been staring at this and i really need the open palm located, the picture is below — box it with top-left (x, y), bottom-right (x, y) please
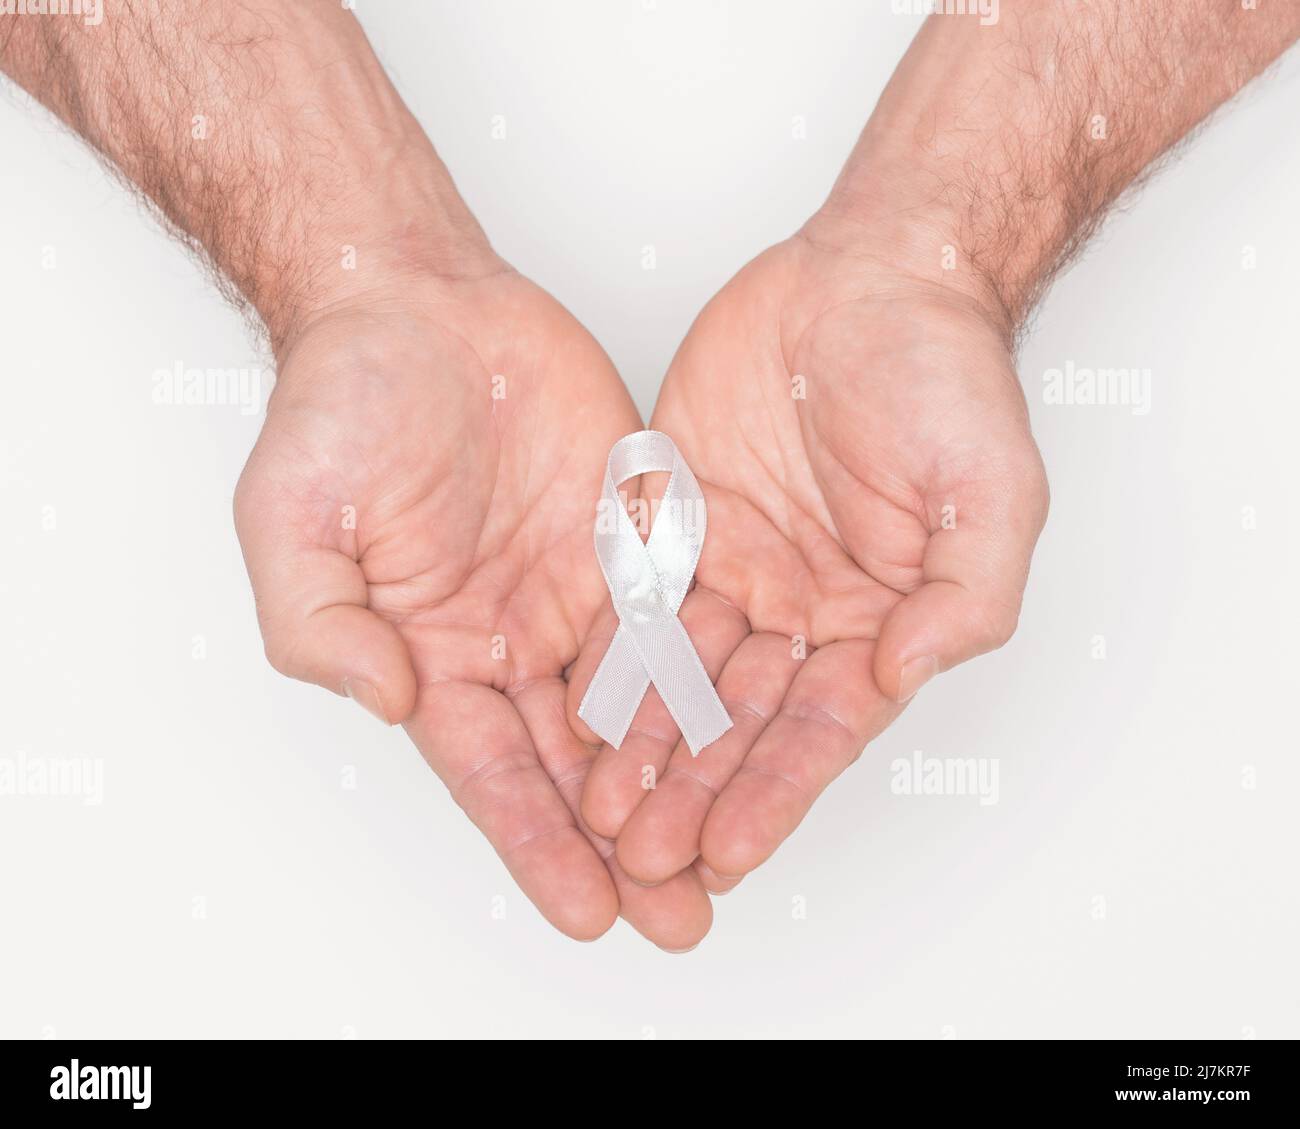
top-left (235, 270), bottom-right (714, 949)
top-left (575, 234), bottom-right (1049, 889)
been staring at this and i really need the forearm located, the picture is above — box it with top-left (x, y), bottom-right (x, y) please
top-left (0, 0), bottom-right (496, 350)
top-left (810, 1), bottom-right (1300, 338)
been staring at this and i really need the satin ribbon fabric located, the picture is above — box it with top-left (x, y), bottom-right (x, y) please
top-left (578, 431), bottom-right (733, 756)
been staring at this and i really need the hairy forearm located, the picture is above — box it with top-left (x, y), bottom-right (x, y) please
top-left (812, 0), bottom-right (1300, 337)
top-left (0, 0), bottom-right (495, 349)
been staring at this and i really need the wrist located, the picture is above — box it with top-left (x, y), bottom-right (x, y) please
top-left (810, 12), bottom-right (1068, 340)
top-left (801, 168), bottom-right (1021, 346)
top-left (257, 134), bottom-right (505, 358)
top-left (161, 4), bottom-right (506, 354)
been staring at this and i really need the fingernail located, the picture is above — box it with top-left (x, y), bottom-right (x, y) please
top-left (342, 677), bottom-right (390, 725)
top-left (897, 655), bottom-right (939, 702)
top-left (661, 942), bottom-right (700, 955)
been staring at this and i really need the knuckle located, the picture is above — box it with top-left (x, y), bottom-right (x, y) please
top-left (260, 624), bottom-right (299, 679)
top-left (1018, 454), bottom-right (1051, 530)
top-left (1029, 467), bottom-right (1051, 528)
top-left (231, 465), bottom-right (259, 536)
top-left (976, 598), bottom-right (1021, 651)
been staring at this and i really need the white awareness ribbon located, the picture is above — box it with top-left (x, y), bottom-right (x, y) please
top-left (578, 431), bottom-right (733, 756)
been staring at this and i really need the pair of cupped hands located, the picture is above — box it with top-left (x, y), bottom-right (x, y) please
top-left (233, 206), bottom-right (1049, 952)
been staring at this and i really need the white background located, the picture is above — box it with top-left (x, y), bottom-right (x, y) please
top-left (2, 1), bottom-right (1297, 1038)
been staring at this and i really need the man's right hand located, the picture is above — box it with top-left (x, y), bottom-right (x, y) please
top-left (234, 266), bottom-right (718, 951)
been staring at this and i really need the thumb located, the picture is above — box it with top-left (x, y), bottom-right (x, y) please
top-left (233, 476), bottom-right (418, 727)
top-left (874, 460), bottom-right (1049, 702)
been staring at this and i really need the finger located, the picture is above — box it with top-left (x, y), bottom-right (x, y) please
top-left (234, 475), bottom-right (417, 726)
top-left (513, 676), bottom-right (713, 952)
top-left (615, 630), bottom-right (799, 885)
top-left (693, 857), bottom-right (742, 896)
top-left (405, 681), bottom-right (618, 942)
top-left (700, 639), bottom-right (901, 880)
top-left (577, 588), bottom-right (749, 840)
top-left (604, 848), bottom-right (714, 953)
top-left (873, 456), bottom-right (1049, 702)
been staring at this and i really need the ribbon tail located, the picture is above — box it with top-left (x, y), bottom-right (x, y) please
top-left (619, 604), bottom-right (733, 756)
top-left (577, 626), bottom-right (650, 749)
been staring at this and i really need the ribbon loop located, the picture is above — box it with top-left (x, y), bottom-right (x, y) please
top-left (578, 431), bottom-right (733, 756)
